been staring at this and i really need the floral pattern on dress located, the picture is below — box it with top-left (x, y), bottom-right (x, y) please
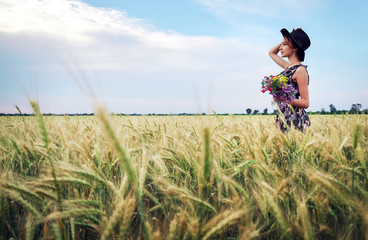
top-left (275, 64), bottom-right (311, 132)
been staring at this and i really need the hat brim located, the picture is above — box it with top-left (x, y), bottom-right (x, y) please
top-left (280, 28), bottom-right (302, 50)
top-left (280, 28), bottom-right (291, 38)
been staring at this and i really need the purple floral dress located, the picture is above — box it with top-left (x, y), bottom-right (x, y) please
top-left (275, 64), bottom-right (311, 132)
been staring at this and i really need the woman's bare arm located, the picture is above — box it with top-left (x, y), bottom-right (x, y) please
top-left (268, 41), bottom-right (288, 69)
top-left (291, 67), bottom-right (309, 108)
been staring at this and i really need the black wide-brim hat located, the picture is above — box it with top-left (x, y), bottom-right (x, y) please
top-left (281, 28), bottom-right (311, 52)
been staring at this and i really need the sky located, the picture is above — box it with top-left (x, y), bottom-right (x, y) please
top-left (1, 0), bottom-right (368, 114)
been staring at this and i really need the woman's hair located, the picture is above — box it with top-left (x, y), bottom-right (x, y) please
top-left (296, 49), bottom-right (305, 62)
top-left (286, 36), bottom-right (305, 62)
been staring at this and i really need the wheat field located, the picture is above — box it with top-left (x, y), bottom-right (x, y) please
top-left (0, 104), bottom-right (367, 239)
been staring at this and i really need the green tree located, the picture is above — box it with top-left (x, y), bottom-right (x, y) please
top-left (350, 103), bottom-right (362, 114)
top-left (329, 104), bottom-right (337, 114)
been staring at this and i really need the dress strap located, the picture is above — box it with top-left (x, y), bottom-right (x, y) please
top-left (288, 64), bottom-right (307, 71)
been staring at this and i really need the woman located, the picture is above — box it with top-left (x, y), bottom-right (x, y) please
top-left (268, 28), bottom-right (311, 132)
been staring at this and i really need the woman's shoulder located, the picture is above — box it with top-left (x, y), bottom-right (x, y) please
top-left (295, 65), bottom-right (308, 75)
top-left (292, 64), bottom-right (309, 82)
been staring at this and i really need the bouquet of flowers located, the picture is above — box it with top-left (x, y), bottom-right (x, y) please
top-left (261, 75), bottom-right (298, 107)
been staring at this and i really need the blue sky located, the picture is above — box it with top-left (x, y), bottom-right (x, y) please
top-left (1, 0), bottom-right (367, 114)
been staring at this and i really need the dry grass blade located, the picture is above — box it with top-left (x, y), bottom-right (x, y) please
top-left (298, 200), bottom-right (314, 240)
top-left (264, 192), bottom-right (291, 239)
top-left (70, 217), bottom-right (76, 240)
top-left (1, 182), bottom-right (44, 205)
top-left (0, 188), bottom-right (42, 219)
top-left (41, 177), bottom-right (93, 188)
top-left (52, 222), bottom-right (62, 240)
top-left (117, 198), bottom-right (136, 239)
top-left (202, 209), bottom-right (246, 240)
top-left (308, 171), bottom-right (349, 206)
top-left (25, 214), bottom-right (35, 240)
top-left (200, 127), bottom-right (212, 200)
top-left (162, 184), bottom-right (217, 213)
top-left (96, 106), bottom-right (137, 185)
top-left (30, 101), bottom-right (62, 211)
top-left (167, 215), bottom-right (178, 240)
top-left (43, 208), bottom-right (101, 223)
top-left (101, 197), bottom-right (132, 240)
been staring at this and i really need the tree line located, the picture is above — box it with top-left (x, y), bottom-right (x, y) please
top-left (247, 103), bottom-right (367, 115)
top-left (0, 103), bottom-right (366, 116)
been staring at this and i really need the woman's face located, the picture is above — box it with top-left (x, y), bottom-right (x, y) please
top-left (279, 37), bottom-right (296, 58)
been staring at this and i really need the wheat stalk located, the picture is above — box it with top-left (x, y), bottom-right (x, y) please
top-left (30, 101), bottom-right (63, 212)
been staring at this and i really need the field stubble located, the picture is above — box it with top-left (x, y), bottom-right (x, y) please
top-left (0, 106), bottom-right (368, 239)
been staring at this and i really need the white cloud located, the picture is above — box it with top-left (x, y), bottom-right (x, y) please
top-left (0, 0), bottom-right (190, 47)
top-left (0, 0), bottom-right (279, 113)
top-left (0, 0), bottom-right (270, 72)
top-left (0, 0), bottom-right (223, 49)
